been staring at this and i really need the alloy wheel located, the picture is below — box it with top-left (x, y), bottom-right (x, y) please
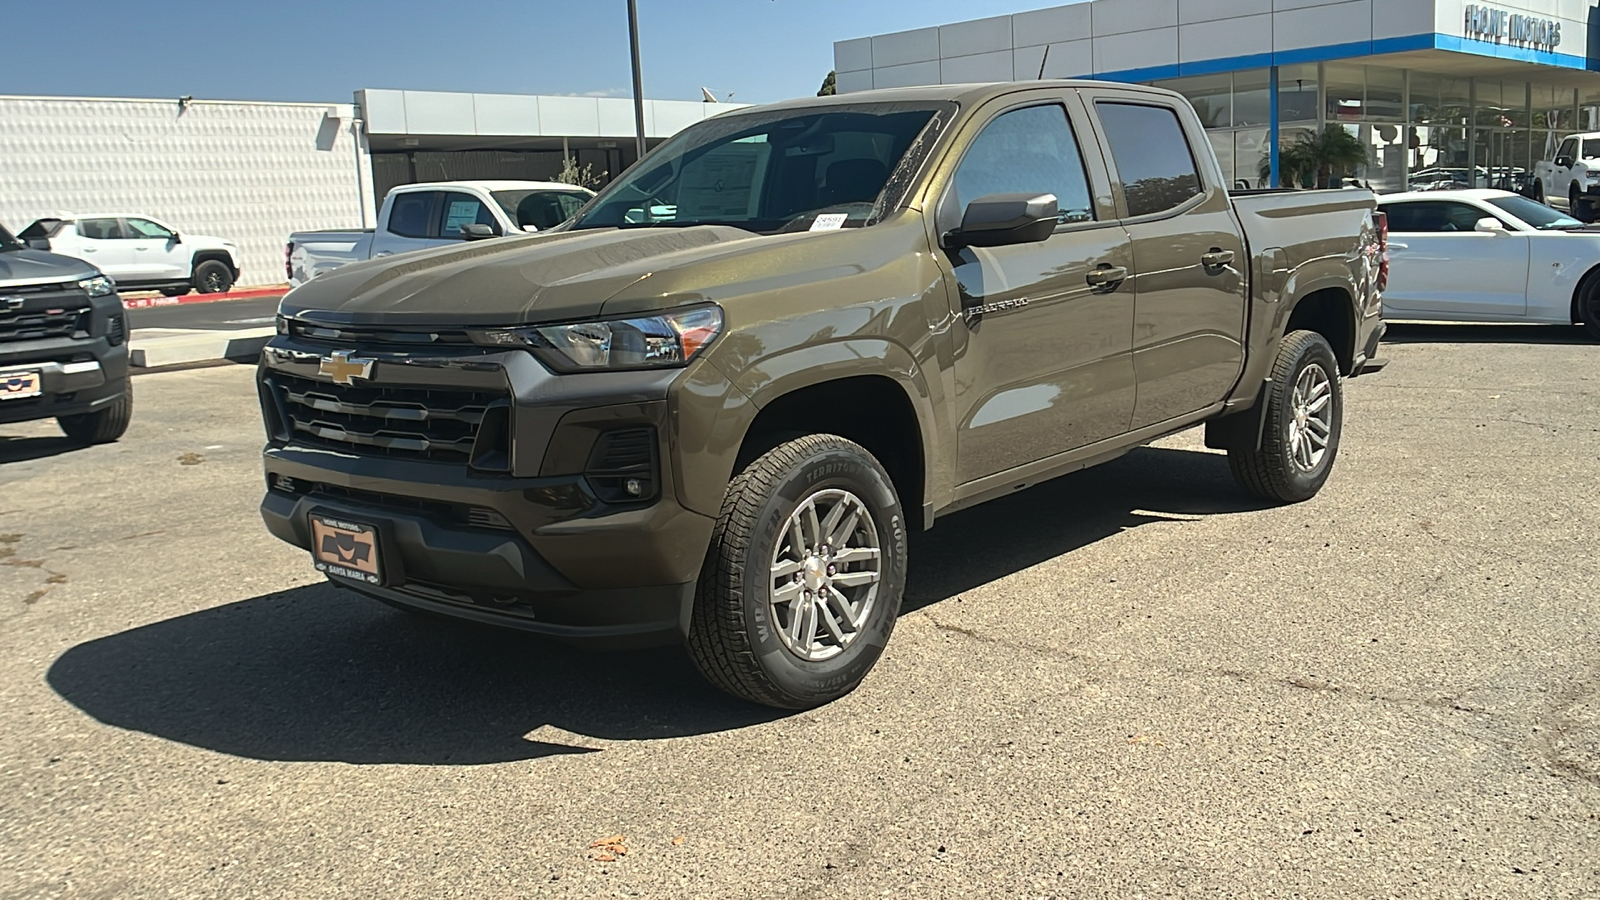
top-left (1287, 363), bottom-right (1333, 472)
top-left (768, 488), bottom-right (882, 662)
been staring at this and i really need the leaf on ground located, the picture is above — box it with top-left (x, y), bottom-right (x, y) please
top-left (177, 452), bottom-right (205, 466)
top-left (671, 836), bottom-right (685, 846)
top-left (588, 835), bottom-right (629, 862)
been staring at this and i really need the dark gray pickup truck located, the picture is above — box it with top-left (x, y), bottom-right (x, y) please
top-left (258, 81), bottom-right (1387, 709)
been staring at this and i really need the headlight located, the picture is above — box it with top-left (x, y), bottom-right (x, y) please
top-left (78, 275), bottom-right (115, 298)
top-left (480, 306), bottom-right (723, 372)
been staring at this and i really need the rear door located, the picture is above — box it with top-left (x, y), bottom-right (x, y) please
top-left (69, 218), bottom-right (136, 277)
top-left (1081, 91), bottom-right (1247, 429)
top-left (1381, 200), bottom-right (1529, 317)
top-left (371, 190), bottom-right (443, 257)
top-left (935, 90), bottom-right (1136, 485)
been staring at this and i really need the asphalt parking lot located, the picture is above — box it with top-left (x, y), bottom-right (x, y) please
top-left (1, 324), bottom-right (1597, 899)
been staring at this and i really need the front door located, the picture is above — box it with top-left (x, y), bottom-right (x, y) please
top-left (1086, 95), bottom-right (1248, 429)
top-left (940, 97), bottom-right (1136, 485)
top-left (1381, 200), bottom-right (1529, 317)
top-left (122, 217), bottom-right (189, 280)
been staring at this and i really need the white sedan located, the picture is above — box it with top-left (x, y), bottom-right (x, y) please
top-left (1376, 189), bottom-right (1600, 340)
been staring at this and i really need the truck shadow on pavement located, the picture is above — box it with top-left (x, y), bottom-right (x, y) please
top-left (1382, 323), bottom-right (1594, 345)
top-left (0, 434), bottom-right (90, 465)
top-left (47, 446), bottom-right (1261, 766)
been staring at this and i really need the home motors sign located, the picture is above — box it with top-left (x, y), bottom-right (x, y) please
top-left (1464, 4), bottom-right (1562, 50)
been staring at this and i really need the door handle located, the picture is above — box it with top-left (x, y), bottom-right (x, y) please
top-left (1201, 248), bottom-right (1235, 268)
top-left (1085, 264), bottom-right (1128, 290)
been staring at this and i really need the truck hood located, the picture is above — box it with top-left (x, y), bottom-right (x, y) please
top-left (279, 225), bottom-right (773, 326)
top-left (0, 248), bottom-right (99, 289)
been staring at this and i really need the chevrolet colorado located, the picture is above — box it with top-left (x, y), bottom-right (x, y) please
top-left (258, 81), bottom-right (1387, 709)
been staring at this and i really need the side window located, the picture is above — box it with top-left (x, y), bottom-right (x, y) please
top-left (77, 218), bottom-right (122, 240)
top-left (387, 192), bottom-right (436, 239)
top-left (1095, 102), bottom-right (1204, 218)
top-left (1584, 138), bottom-right (1600, 160)
top-left (1384, 202), bottom-right (1498, 233)
top-left (124, 218), bottom-right (175, 239)
top-left (555, 193), bottom-right (588, 219)
top-left (513, 191), bottom-right (575, 231)
top-left (953, 104), bottom-right (1094, 224)
top-left (438, 192), bottom-right (498, 239)
top-left (1558, 138), bottom-right (1578, 161)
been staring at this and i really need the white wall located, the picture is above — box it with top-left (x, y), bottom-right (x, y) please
top-left (356, 89), bottom-right (745, 138)
top-left (0, 96), bottom-right (371, 289)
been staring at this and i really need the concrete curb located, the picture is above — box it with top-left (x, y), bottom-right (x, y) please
top-left (129, 327), bottom-right (275, 368)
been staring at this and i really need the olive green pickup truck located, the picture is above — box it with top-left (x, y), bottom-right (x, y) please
top-left (259, 81), bottom-right (1387, 709)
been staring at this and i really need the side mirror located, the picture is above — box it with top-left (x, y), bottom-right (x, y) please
top-left (1556, 156), bottom-right (1573, 168)
top-left (1474, 217), bottom-right (1507, 233)
top-left (947, 193), bottom-right (1059, 248)
top-left (460, 223), bottom-right (498, 241)
top-left (169, 232), bottom-right (181, 243)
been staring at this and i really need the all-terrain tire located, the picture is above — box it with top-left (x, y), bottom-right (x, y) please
top-left (1228, 330), bottom-right (1342, 503)
top-left (686, 434), bottom-right (908, 710)
top-left (194, 259), bottom-right (234, 294)
top-left (58, 380), bottom-right (133, 444)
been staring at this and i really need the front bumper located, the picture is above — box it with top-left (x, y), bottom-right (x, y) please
top-left (0, 324), bottom-right (130, 426)
top-left (256, 334), bottom-right (743, 646)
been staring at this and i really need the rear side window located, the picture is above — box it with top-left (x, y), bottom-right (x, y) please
top-left (439, 192), bottom-right (498, 239)
top-left (953, 104), bottom-right (1094, 224)
top-left (1095, 102), bottom-right (1204, 218)
top-left (1584, 138), bottom-right (1600, 160)
top-left (387, 192), bottom-right (436, 239)
top-left (77, 218), bottom-right (123, 240)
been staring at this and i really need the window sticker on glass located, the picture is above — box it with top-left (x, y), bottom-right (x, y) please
top-left (676, 143), bottom-right (771, 221)
top-left (443, 201), bottom-right (481, 236)
top-left (809, 213), bottom-right (849, 232)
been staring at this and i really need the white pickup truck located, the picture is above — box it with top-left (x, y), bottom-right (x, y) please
top-left (1532, 133), bottom-right (1600, 221)
top-left (286, 180), bottom-right (594, 286)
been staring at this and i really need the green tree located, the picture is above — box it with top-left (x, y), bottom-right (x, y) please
top-left (818, 70), bottom-right (836, 97)
top-left (1258, 125), bottom-right (1370, 189)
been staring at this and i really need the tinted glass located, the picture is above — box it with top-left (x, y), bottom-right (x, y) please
top-left (1096, 102), bottom-right (1204, 217)
top-left (1558, 138), bottom-right (1578, 160)
top-left (387, 192), bottom-right (435, 238)
top-left (77, 218), bottom-right (122, 240)
top-left (0, 223), bottom-right (20, 250)
top-left (1486, 195), bottom-right (1581, 230)
top-left (1584, 139), bottom-right (1600, 159)
top-left (573, 103), bottom-right (947, 233)
top-left (1382, 201), bottom-right (1501, 232)
top-left (954, 104), bottom-right (1094, 224)
top-left (495, 189), bottom-right (588, 230)
top-left (17, 220), bottom-right (60, 240)
top-left (438, 192), bottom-right (497, 238)
top-left (125, 218), bottom-right (175, 239)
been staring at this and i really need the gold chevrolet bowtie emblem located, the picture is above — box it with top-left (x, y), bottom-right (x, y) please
top-left (318, 350), bottom-right (374, 385)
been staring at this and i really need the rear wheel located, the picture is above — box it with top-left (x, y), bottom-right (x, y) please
top-left (1532, 180), bottom-right (1545, 204)
top-left (194, 259), bottom-right (233, 294)
top-left (58, 380), bottom-right (132, 444)
top-left (1228, 331), bottom-right (1343, 503)
top-left (1572, 186), bottom-right (1594, 223)
top-left (687, 434), bottom-right (908, 709)
top-left (160, 286), bottom-right (189, 297)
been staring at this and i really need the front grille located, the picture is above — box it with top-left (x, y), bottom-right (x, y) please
top-left (270, 477), bottom-right (516, 531)
top-left (267, 371), bottom-right (505, 463)
top-left (0, 298), bottom-right (91, 343)
top-left (286, 319), bottom-right (478, 347)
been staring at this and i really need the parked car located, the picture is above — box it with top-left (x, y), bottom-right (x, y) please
top-left (258, 81), bottom-right (1386, 709)
top-left (286, 181), bottom-right (595, 286)
top-left (1378, 188), bottom-right (1600, 340)
top-left (19, 214), bottom-right (240, 296)
top-left (1531, 133), bottom-right (1600, 220)
top-left (0, 220), bottom-right (132, 442)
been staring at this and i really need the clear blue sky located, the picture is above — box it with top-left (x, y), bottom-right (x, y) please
top-left (6, 0), bottom-right (1060, 106)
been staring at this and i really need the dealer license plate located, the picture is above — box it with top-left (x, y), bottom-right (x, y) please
top-left (310, 514), bottom-right (384, 585)
top-left (0, 370), bottom-right (42, 400)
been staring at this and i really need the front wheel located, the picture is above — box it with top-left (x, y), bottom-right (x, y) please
top-left (1228, 331), bottom-right (1343, 503)
top-left (58, 380), bottom-right (133, 444)
top-left (1577, 279), bottom-right (1600, 342)
top-left (194, 260), bottom-right (234, 294)
top-left (687, 434), bottom-right (908, 709)
top-left (1532, 181), bottom-right (1545, 204)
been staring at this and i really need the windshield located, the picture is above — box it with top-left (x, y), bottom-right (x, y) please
top-left (0, 223), bottom-right (20, 251)
top-left (571, 102), bottom-right (952, 234)
top-left (492, 189), bottom-right (591, 231)
top-left (1486, 195), bottom-right (1583, 230)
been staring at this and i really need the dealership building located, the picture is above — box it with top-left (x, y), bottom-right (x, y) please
top-left (0, 90), bottom-right (737, 287)
top-left (834, 0), bottom-right (1600, 193)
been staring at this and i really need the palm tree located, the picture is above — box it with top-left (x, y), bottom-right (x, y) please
top-left (1258, 126), bottom-right (1371, 189)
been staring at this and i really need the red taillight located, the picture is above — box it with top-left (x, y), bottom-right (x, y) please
top-left (285, 242), bottom-right (294, 280)
top-left (1374, 211), bottom-right (1389, 294)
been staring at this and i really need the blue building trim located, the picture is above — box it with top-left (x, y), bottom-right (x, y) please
top-left (1090, 30), bottom-right (1592, 83)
